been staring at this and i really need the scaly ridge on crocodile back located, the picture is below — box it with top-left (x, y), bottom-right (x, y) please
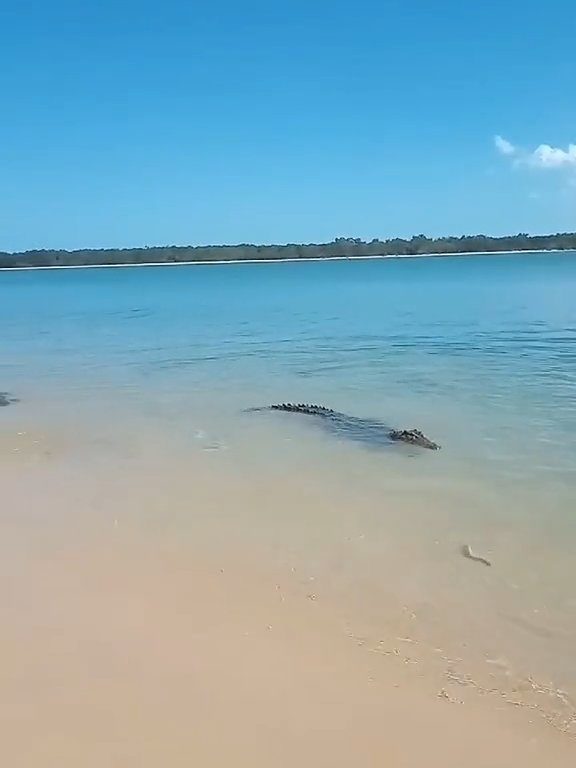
top-left (269, 403), bottom-right (336, 417)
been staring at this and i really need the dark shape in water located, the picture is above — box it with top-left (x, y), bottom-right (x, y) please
top-left (249, 403), bottom-right (440, 451)
top-left (0, 392), bottom-right (19, 407)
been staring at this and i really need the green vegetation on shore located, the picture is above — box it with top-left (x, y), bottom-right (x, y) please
top-left (2, 233), bottom-right (576, 268)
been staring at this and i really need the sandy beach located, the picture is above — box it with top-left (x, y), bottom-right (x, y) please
top-left (1, 415), bottom-right (575, 767)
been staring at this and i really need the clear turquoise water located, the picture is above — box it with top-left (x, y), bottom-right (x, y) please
top-left (2, 252), bottom-right (576, 469)
top-left (2, 252), bottom-right (576, 693)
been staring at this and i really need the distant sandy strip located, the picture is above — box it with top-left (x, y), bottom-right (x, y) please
top-left (0, 249), bottom-right (574, 271)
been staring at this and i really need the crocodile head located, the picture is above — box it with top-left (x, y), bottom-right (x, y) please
top-left (389, 428), bottom-right (440, 450)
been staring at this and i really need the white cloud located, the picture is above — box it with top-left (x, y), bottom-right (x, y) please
top-left (495, 135), bottom-right (576, 171)
top-left (527, 143), bottom-right (576, 169)
top-left (494, 135), bottom-right (516, 156)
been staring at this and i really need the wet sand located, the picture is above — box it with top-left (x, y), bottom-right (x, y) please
top-left (2, 532), bottom-right (574, 767)
top-left (1, 419), bottom-right (575, 767)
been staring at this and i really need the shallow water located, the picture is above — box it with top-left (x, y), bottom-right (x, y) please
top-left (1, 252), bottom-right (576, 716)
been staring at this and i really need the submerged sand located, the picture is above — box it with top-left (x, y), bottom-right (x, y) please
top-left (1, 418), bottom-right (575, 766)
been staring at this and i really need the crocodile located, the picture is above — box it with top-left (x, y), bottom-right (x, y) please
top-left (249, 403), bottom-right (440, 450)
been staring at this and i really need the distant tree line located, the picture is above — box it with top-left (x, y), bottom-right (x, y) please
top-left (1, 232), bottom-right (576, 268)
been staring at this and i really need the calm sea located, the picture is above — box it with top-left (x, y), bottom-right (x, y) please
top-left (2, 252), bottom-right (576, 704)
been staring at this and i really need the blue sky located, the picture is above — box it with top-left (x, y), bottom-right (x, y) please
top-left (1, 0), bottom-right (575, 251)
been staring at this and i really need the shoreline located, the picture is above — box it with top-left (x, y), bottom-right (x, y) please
top-left (1, 248), bottom-right (574, 272)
